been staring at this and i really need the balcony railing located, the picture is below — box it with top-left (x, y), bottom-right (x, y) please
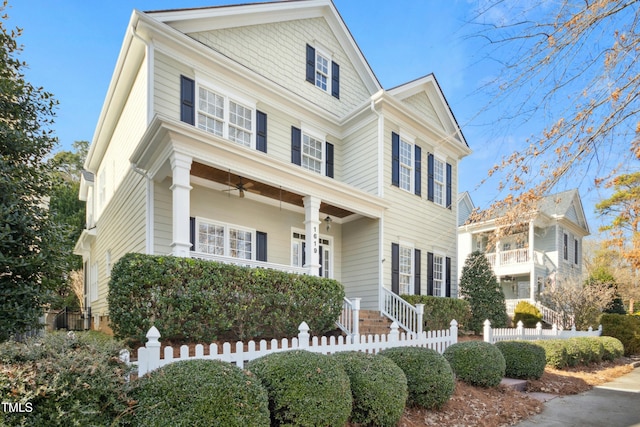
top-left (486, 248), bottom-right (531, 267)
top-left (190, 251), bottom-right (308, 275)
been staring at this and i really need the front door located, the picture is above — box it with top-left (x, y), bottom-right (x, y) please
top-left (292, 231), bottom-right (332, 278)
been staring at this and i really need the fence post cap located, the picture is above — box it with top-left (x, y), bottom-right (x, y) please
top-left (517, 320), bottom-right (524, 328)
top-left (484, 319), bottom-right (491, 327)
top-left (390, 321), bottom-right (399, 330)
top-left (146, 326), bottom-right (161, 341)
top-left (298, 321), bottom-right (310, 332)
top-left (536, 322), bottom-right (542, 329)
top-left (450, 319), bottom-right (458, 327)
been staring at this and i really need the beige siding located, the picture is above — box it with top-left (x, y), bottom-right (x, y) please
top-left (402, 92), bottom-right (441, 128)
top-left (91, 169), bottom-right (147, 316)
top-left (382, 120), bottom-right (459, 296)
top-left (342, 119), bottom-right (378, 194)
top-left (189, 17), bottom-right (371, 116)
top-left (154, 178), bottom-right (173, 255)
top-left (96, 60), bottom-right (148, 221)
top-left (254, 103), bottom-right (298, 167)
top-left (341, 217), bottom-right (380, 310)
top-left (153, 51), bottom-right (194, 121)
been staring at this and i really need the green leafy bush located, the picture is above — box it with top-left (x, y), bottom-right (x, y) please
top-left (513, 301), bottom-right (543, 327)
top-left (378, 347), bottom-right (454, 409)
top-left (580, 337), bottom-right (605, 363)
top-left (130, 359), bottom-right (269, 427)
top-left (443, 341), bottom-right (506, 387)
top-left (0, 331), bottom-right (131, 427)
top-left (601, 313), bottom-right (640, 355)
top-left (401, 295), bottom-right (471, 331)
top-left (332, 352), bottom-right (407, 427)
top-left (563, 338), bottom-right (586, 367)
top-left (533, 339), bottom-right (568, 369)
top-left (247, 350), bottom-right (352, 427)
top-left (495, 341), bottom-right (546, 379)
top-left (108, 253), bottom-right (345, 343)
top-left (600, 336), bottom-right (625, 360)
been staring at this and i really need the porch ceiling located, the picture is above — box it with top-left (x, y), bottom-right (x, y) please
top-left (190, 162), bottom-right (355, 218)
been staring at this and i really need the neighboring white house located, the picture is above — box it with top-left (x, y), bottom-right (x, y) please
top-left (458, 189), bottom-right (590, 311)
top-left (74, 0), bottom-right (471, 332)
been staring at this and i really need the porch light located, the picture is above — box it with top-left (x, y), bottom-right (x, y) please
top-left (324, 216), bottom-right (332, 231)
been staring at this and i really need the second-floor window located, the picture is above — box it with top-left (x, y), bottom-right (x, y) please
top-left (392, 132), bottom-right (421, 196)
top-left (399, 139), bottom-right (413, 192)
top-left (197, 86), bottom-right (253, 147)
top-left (302, 133), bottom-right (323, 174)
top-left (306, 44), bottom-right (340, 99)
top-left (574, 238), bottom-right (579, 265)
top-left (433, 157), bottom-right (445, 206)
top-left (563, 232), bottom-right (569, 261)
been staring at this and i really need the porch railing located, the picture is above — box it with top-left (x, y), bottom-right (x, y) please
top-left (506, 298), bottom-right (574, 329)
top-left (486, 248), bottom-right (531, 267)
top-left (381, 288), bottom-right (424, 336)
top-left (336, 297), bottom-right (360, 341)
top-left (189, 251), bottom-right (308, 275)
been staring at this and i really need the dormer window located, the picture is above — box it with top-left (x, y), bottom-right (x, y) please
top-left (306, 44), bottom-right (340, 99)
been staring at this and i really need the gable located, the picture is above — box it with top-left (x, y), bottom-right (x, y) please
top-left (401, 92), bottom-right (443, 130)
top-left (187, 17), bottom-right (371, 116)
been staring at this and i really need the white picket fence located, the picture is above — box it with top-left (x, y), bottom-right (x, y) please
top-left (122, 320), bottom-right (459, 377)
top-left (483, 319), bottom-right (602, 344)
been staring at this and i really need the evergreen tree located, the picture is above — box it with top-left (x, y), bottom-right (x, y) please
top-left (0, 5), bottom-right (63, 340)
top-left (585, 267), bottom-right (626, 315)
top-left (459, 251), bottom-right (509, 334)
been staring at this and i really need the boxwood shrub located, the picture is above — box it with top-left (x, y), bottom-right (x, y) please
top-left (247, 350), bottom-right (352, 427)
top-left (108, 253), bottom-right (345, 343)
top-left (513, 301), bottom-right (543, 327)
top-left (0, 331), bottom-right (131, 427)
top-left (332, 352), bottom-right (407, 427)
top-left (378, 347), bottom-right (454, 409)
top-left (600, 336), bottom-right (625, 360)
top-left (401, 295), bottom-right (471, 331)
top-left (495, 341), bottom-right (546, 379)
top-left (601, 313), bottom-right (640, 355)
top-left (443, 341), bottom-right (506, 387)
top-left (533, 339), bottom-right (569, 369)
top-left (130, 359), bottom-right (269, 427)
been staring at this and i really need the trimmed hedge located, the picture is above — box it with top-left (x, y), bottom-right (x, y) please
top-left (600, 336), bottom-right (625, 361)
top-left (533, 339), bottom-right (569, 369)
top-left (332, 352), bottom-right (407, 427)
top-left (108, 253), bottom-right (345, 342)
top-left (378, 347), bottom-right (454, 409)
top-left (130, 359), bottom-right (269, 427)
top-left (247, 350), bottom-right (352, 427)
top-left (513, 301), bottom-right (543, 327)
top-left (0, 331), bottom-right (131, 427)
top-left (601, 313), bottom-right (640, 355)
top-left (495, 341), bottom-right (546, 379)
top-left (443, 341), bottom-right (506, 387)
top-left (401, 295), bottom-right (471, 331)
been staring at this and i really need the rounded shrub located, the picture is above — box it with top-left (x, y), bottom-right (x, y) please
top-left (533, 339), bottom-right (568, 369)
top-left (443, 341), bottom-right (506, 387)
top-left (600, 336), bottom-right (624, 361)
top-left (495, 341), bottom-right (546, 379)
top-left (247, 350), bottom-right (352, 427)
top-left (513, 301), bottom-right (543, 327)
top-left (582, 337), bottom-right (605, 363)
top-left (378, 346), bottom-right (454, 409)
top-left (131, 359), bottom-right (269, 427)
top-left (332, 352), bottom-right (407, 427)
top-left (564, 338), bottom-right (588, 367)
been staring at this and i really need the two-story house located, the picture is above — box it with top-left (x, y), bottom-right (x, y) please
top-left (74, 0), bottom-right (471, 332)
top-left (458, 189), bottom-right (590, 315)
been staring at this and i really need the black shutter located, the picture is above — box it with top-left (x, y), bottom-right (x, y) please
top-left (414, 249), bottom-right (421, 295)
top-left (391, 243), bottom-right (399, 294)
top-left (319, 245), bottom-right (323, 277)
top-left (427, 153), bottom-right (434, 202)
top-left (445, 257), bottom-right (451, 297)
top-left (257, 231), bottom-right (267, 262)
top-left (427, 252), bottom-right (434, 296)
top-left (325, 142), bottom-right (334, 178)
top-left (189, 217), bottom-right (196, 251)
top-left (256, 110), bottom-right (267, 153)
top-left (302, 241), bottom-right (306, 266)
top-left (291, 126), bottom-right (301, 165)
top-left (180, 75), bottom-right (195, 125)
top-left (415, 145), bottom-right (422, 196)
top-left (391, 132), bottom-right (400, 187)
top-left (446, 162), bottom-right (452, 209)
top-left (306, 44), bottom-right (315, 84)
top-left (331, 61), bottom-right (340, 99)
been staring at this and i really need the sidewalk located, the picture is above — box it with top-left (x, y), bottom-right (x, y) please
top-left (516, 365), bottom-right (640, 427)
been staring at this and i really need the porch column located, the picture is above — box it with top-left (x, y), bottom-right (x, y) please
top-left (170, 152), bottom-right (192, 257)
top-left (303, 195), bottom-right (321, 276)
top-left (529, 220), bottom-right (535, 301)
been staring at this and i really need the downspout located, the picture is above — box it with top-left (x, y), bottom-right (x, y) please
top-left (370, 93), bottom-right (385, 313)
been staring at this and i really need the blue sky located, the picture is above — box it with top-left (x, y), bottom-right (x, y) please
top-left (6, 0), bottom-right (615, 235)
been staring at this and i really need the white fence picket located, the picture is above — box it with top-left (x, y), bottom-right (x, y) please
top-left (483, 320), bottom-right (602, 344)
top-left (124, 319), bottom-right (460, 377)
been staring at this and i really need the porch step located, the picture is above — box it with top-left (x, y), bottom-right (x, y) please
top-left (358, 310), bottom-right (394, 336)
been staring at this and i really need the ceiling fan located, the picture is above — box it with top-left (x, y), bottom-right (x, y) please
top-left (223, 177), bottom-right (258, 198)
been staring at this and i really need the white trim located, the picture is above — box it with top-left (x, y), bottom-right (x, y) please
top-left (432, 155), bottom-right (446, 207)
top-left (146, 178), bottom-right (154, 255)
top-left (431, 252), bottom-right (445, 297)
top-left (311, 44), bottom-right (333, 94)
top-left (290, 227), bottom-right (333, 278)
